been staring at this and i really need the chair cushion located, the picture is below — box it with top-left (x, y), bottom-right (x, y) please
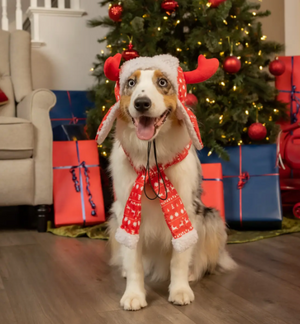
top-left (0, 116), bottom-right (34, 159)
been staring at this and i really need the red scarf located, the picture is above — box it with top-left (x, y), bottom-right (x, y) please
top-left (115, 141), bottom-right (198, 252)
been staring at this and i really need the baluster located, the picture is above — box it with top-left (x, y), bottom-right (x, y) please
top-left (1, 0), bottom-right (9, 30)
top-left (58, 0), bottom-right (65, 9)
top-left (70, 0), bottom-right (80, 10)
top-left (30, 0), bottom-right (37, 7)
top-left (44, 0), bottom-right (51, 8)
top-left (16, 0), bottom-right (23, 30)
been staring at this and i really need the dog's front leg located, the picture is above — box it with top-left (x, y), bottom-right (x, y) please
top-left (169, 247), bottom-right (194, 305)
top-left (120, 243), bottom-right (147, 311)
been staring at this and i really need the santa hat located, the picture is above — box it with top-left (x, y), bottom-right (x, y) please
top-left (96, 53), bottom-right (219, 149)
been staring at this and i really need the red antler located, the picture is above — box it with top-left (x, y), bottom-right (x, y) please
top-left (184, 55), bottom-right (219, 84)
top-left (104, 53), bottom-right (122, 81)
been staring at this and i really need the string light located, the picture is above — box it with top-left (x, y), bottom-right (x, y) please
top-left (102, 106), bottom-right (106, 111)
top-left (158, 27), bottom-right (161, 31)
top-left (176, 48), bottom-right (182, 52)
top-left (233, 85), bottom-right (237, 91)
top-left (90, 67), bottom-right (94, 72)
top-left (206, 2), bottom-right (211, 7)
top-left (245, 110), bottom-right (249, 115)
top-left (142, 13), bottom-right (149, 18)
top-left (106, 44), bottom-right (112, 48)
top-left (198, 41), bottom-right (202, 45)
top-left (263, 123), bottom-right (266, 126)
top-left (245, 30), bottom-right (249, 35)
top-left (269, 116), bottom-right (273, 121)
top-left (241, 28), bottom-right (244, 31)
top-left (245, 42), bottom-right (249, 47)
top-left (102, 151), bottom-right (107, 156)
top-left (106, 80), bottom-right (109, 83)
top-left (261, 35), bottom-right (267, 40)
top-left (100, 50), bottom-right (104, 54)
top-left (218, 41), bottom-right (222, 45)
top-left (221, 135), bottom-right (226, 138)
top-left (258, 50), bottom-right (262, 56)
top-left (223, 20), bottom-right (228, 25)
top-left (176, 20), bottom-right (180, 24)
top-left (266, 137), bottom-right (269, 141)
top-left (243, 127), bottom-right (248, 132)
top-left (206, 98), bottom-right (210, 102)
top-left (237, 56), bottom-right (241, 60)
top-left (220, 51), bottom-right (225, 56)
top-left (97, 144), bottom-right (103, 148)
top-left (248, 23), bottom-right (251, 26)
top-left (163, 16), bottom-right (168, 20)
top-left (238, 140), bottom-right (243, 145)
top-left (207, 150), bottom-right (213, 156)
top-left (220, 81), bottom-right (225, 86)
top-left (219, 115), bottom-right (223, 120)
top-left (259, 66), bottom-right (263, 70)
top-left (274, 109), bottom-right (278, 113)
top-left (252, 12), bottom-right (257, 16)
top-left (236, 42), bottom-right (240, 46)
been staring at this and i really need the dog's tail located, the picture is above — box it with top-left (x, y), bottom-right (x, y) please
top-left (190, 207), bottom-right (236, 281)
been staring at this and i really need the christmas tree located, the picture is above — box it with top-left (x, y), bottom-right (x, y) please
top-left (87, 0), bottom-right (287, 159)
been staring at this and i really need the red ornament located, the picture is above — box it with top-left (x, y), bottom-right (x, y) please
top-left (248, 123), bottom-right (267, 141)
top-left (161, 0), bottom-right (179, 14)
top-left (122, 42), bottom-right (139, 61)
top-left (269, 58), bottom-right (285, 76)
top-left (108, 4), bottom-right (123, 22)
top-left (223, 55), bottom-right (241, 74)
top-left (184, 93), bottom-right (198, 107)
top-left (208, 0), bottom-right (227, 8)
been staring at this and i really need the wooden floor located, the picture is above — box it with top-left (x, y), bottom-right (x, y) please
top-left (0, 231), bottom-right (300, 324)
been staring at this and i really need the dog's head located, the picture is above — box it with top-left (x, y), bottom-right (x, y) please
top-left (96, 54), bottom-right (219, 149)
top-left (120, 69), bottom-right (177, 141)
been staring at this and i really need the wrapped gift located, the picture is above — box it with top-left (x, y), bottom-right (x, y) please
top-left (201, 163), bottom-right (225, 221)
top-left (198, 144), bottom-right (282, 230)
top-left (276, 56), bottom-right (300, 125)
top-left (52, 124), bottom-right (88, 141)
top-left (50, 91), bottom-right (94, 128)
top-left (53, 140), bottom-right (105, 226)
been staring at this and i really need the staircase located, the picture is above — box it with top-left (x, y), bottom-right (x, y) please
top-left (1, 0), bottom-right (85, 46)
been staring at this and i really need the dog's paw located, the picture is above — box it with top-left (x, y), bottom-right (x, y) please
top-left (120, 291), bottom-right (147, 311)
top-left (168, 286), bottom-right (195, 305)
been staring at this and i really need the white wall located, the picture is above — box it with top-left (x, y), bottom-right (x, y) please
top-left (31, 1), bottom-right (108, 90)
top-left (284, 0), bottom-right (300, 55)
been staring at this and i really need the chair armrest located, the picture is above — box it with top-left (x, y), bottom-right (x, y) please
top-left (17, 89), bottom-right (57, 205)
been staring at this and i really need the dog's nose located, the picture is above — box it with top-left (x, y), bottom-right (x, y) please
top-left (134, 97), bottom-right (151, 112)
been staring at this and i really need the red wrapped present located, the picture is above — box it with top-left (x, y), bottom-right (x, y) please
top-left (53, 140), bottom-right (105, 226)
top-left (276, 56), bottom-right (300, 126)
top-left (201, 163), bottom-right (225, 221)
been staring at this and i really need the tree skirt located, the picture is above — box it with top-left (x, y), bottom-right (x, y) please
top-left (47, 217), bottom-right (300, 244)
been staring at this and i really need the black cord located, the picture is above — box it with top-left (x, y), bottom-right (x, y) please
top-left (143, 140), bottom-right (168, 201)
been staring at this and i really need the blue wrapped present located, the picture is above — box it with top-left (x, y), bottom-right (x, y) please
top-left (198, 144), bottom-right (282, 230)
top-left (50, 91), bottom-right (94, 128)
top-left (53, 124), bottom-right (88, 141)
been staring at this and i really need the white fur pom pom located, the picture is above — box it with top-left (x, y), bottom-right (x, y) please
top-left (115, 227), bottom-right (139, 249)
top-left (172, 228), bottom-right (198, 252)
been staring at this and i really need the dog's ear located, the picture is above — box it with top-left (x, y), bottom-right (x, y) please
top-left (184, 55), bottom-right (219, 84)
top-left (104, 53), bottom-right (122, 81)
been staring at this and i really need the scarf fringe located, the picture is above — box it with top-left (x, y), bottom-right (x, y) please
top-left (172, 228), bottom-right (198, 252)
top-left (115, 227), bottom-right (139, 249)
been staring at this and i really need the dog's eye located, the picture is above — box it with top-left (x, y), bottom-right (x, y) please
top-left (128, 79), bottom-right (136, 87)
top-left (158, 78), bottom-right (168, 87)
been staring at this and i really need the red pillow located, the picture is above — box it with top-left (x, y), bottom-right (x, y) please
top-left (0, 88), bottom-right (8, 106)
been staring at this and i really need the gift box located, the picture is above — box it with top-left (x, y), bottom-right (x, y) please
top-left (201, 163), bottom-right (225, 221)
top-left (52, 124), bottom-right (89, 141)
top-left (50, 91), bottom-right (94, 128)
top-left (276, 56), bottom-right (300, 125)
top-left (198, 144), bottom-right (282, 230)
top-left (53, 140), bottom-right (105, 226)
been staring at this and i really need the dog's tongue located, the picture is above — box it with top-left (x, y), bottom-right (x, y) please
top-left (135, 116), bottom-right (156, 140)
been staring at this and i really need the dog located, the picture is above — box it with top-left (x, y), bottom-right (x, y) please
top-left (96, 54), bottom-right (236, 311)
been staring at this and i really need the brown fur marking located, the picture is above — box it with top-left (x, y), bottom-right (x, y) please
top-left (120, 70), bottom-right (141, 121)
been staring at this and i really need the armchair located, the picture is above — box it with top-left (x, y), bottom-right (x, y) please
top-left (0, 30), bottom-right (56, 231)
